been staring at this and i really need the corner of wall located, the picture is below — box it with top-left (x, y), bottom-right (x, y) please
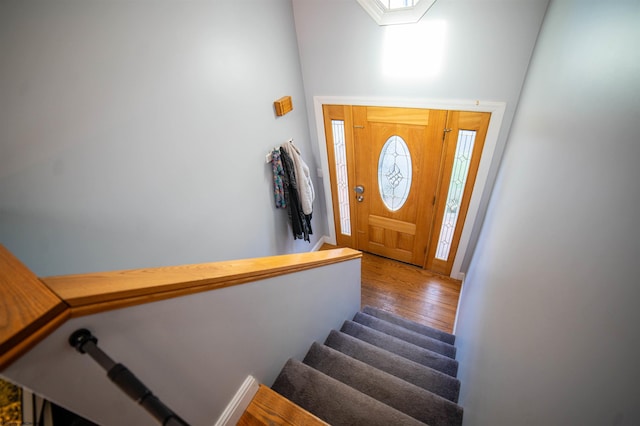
top-left (214, 375), bottom-right (259, 426)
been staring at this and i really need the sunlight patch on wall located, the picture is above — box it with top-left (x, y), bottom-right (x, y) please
top-left (382, 21), bottom-right (446, 80)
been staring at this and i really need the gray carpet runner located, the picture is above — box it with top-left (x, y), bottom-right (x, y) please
top-left (341, 320), bottom-right (459, 377)
top-left (324, 330), bottom-right (460, 402)
top-left (271, 306), bottom-right (464, 425)
top-left (362, 306), bottom-right (456, 345)
top-left (353, 312), bottom-right (457, 358)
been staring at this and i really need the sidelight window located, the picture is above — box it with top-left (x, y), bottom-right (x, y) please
top-left (435, 130), bottom-right (476, 261)
top-left (331, 120), bottom-right (351, 236)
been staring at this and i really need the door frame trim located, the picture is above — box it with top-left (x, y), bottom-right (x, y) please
top-left (314, 96), bottom-right (506, 279)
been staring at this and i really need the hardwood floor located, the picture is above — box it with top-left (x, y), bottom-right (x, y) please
top-left (360, 252), bottom-right (461, 333)
top-left (322, 244), bottom-right (462, 334)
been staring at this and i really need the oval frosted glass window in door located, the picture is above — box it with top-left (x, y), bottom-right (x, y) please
top-left (378, 135), bottom-right (412, 211)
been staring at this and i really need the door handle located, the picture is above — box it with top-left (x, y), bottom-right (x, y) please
top-left (354, 185), bottom-right (364, 202)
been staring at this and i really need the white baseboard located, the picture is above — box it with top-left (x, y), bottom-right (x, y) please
top-left (452, 273), bottom-right (465, 335)
top-left (214, 375), bottom-right (259, 426)
top-left (311, 235), bottom-right (331, 252)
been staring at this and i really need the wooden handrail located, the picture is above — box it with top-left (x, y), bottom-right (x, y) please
top-left (1, 245), bottom-right (361, 370)
top-left (0, 245), bottom-right (70, 370)
top-left (43, 248), bottom-right (361, 317)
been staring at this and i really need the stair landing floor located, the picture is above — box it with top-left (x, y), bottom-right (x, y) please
top-left (346, 247), bottom-right (462, 334)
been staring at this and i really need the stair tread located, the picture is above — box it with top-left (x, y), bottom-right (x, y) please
top-left (341, 320), bottom-right (458, 377)
top-left (363, 306), bottom-right (456, 345)
top-left (303, 342), bottom-right (463, 426)
top-left (354, 312), bottom-right (457, 359)
top-left (272, 359), bottom-right (426, 426)
top-left (238, 384), bottom-right (329, 426)
top-left (325, 330), bottom-right (460, 402)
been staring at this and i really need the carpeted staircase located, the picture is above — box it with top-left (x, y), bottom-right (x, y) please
top-left (271, 306), bottom-right (463, 426)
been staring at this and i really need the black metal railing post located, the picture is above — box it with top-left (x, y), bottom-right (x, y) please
top-left (69, 329), bottom-right (190, 426)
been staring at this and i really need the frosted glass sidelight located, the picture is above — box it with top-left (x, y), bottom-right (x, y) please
top-left (378, 135), bottom-right (412, 212)
top-left (331, 120), bottom-right (351, 236)
top-left (435, 130), bottom-right (477, 261)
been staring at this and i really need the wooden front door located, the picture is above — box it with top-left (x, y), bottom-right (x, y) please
top-left (352, 106), bottom-right (447, 266)
top-left (323, 104), bottom-right (489, 274)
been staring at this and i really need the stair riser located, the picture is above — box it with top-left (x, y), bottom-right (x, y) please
top-left (272, 359), bottom-right (426, 426)
top-left (341, 320), bottom-right (459, 377)
top-left (353, 312), bottom-right (457, 358)
top-left (362, 306), bottom-right (456, 345)
top-left (325, 330), bottom-right (460, 402)
top-left (270, 308), bottom-right (464, 426)
top-left (303, 343), bottom-right (463, 426)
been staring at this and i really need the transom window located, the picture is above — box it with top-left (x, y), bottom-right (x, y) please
top-left (378, 0), bottom-right (417, 10)
top-left (357, 0), bottom-right (437, 25)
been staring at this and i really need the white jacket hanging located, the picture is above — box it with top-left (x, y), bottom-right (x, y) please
top-left (281, 140), bottom-right (315, 215)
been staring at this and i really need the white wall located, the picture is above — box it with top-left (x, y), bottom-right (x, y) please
top-left (292, 0), bottom-right (549, 270)
top-left (0, 0), bottom-right (323, 276)
top-left (455, 1), bottom-right (640, 424)
top-left (2, 258), bottom-right (361, 426)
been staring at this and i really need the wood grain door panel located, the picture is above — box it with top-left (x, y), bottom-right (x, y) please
top-left (354, 106), bottom-right (447, 266)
